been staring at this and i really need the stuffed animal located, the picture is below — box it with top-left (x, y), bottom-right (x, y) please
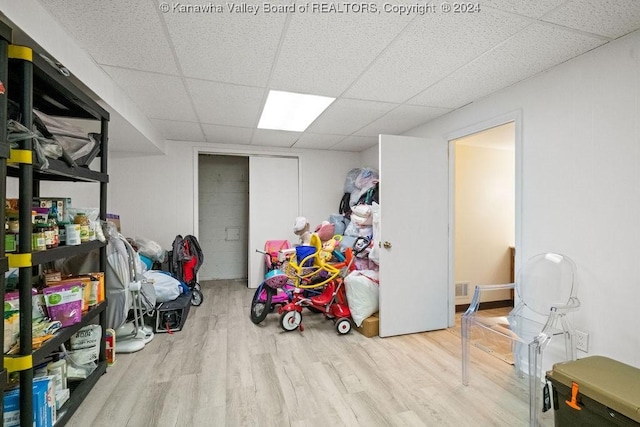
top-left (314, 221), bottom-right (336, 242)
top-left (293, 216), bottom-right (311, 245)
top-left (319, 235), bottom-right (342, 261)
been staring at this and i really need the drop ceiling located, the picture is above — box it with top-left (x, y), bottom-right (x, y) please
top-left (31, 0), bottom-right (640, 152)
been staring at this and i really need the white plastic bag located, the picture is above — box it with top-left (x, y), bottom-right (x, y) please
top-left (369, 203), bottom-right (380, 266)
top-left (133, 236), bottom-right (166, 262)
top-left (143, 270), bottom-right (181, 303)
top-left (345, 270), bottom-right (379, 327)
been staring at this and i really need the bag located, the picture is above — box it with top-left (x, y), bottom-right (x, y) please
top-left (339, 192), bottom-right (352, 218)
top-left (143, 270), bottom-right (181, 303)
top-left (328, 213), bottom-right (349, 236)
top-left (345, 270), bottom-right (379, 327)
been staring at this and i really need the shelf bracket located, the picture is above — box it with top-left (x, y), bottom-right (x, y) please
top-left (7, 253), bottom-right (32, 268)
top-left (8, 148), bottom-right (33, 165)
top-left (4, 355), bottom-right (33, 373)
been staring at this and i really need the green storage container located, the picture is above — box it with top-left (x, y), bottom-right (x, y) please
top-left (546, 356), bottom-right (640, 426)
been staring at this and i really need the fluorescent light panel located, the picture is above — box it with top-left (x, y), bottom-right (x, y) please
top-left (258, 90), bottom-right (335, 132)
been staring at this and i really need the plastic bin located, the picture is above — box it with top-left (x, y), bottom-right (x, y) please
top-left (153, 291), bottom-right (192, 333)
top-left (546, 356), bottom-right (640, 426)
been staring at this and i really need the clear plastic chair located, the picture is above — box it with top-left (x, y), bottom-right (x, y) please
top-left (461, 252), bottom-right (580, 427)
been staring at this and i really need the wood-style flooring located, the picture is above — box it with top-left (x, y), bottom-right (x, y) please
top-left (66, 279), bottom-right (554, 427)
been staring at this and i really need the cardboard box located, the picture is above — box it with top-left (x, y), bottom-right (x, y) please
top-left (3, 376), bottom-right (55, 427)
top-left (33, 197), bottom-right (72, 222)
top-left (355, 312), bottom-right (379, 338)
top-left (106, 213), bottom-right (121, 232)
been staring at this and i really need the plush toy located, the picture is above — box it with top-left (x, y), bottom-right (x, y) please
top-left (314, 221), bottom-right (336, 242)
top-left (293, 216), bottom-right (311, 245)
top-left (319, 235), bottom-right (342, 261)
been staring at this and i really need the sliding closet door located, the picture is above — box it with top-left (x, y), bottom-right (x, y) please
top-left (248, 156), bottom-right (299, 288)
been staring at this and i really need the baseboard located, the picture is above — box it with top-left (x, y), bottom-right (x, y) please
top-left (455, 299), bottom-right (514, 313)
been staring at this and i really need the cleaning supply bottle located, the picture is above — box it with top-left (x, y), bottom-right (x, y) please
top-left (46, 354), bottom-right (67, 393)
top-left (105, 328), bottom-right (116, 366)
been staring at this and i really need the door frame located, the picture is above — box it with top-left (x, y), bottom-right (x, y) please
top-left (444, 110), bottom-right (523, 326)
top-left (192, 146), bottom-right (303, 283)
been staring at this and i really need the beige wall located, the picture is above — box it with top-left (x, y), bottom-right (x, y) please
top-left (454, 142), bottom-right (515, 304)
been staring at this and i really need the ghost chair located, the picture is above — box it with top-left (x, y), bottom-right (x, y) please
top-left (461, 252), bottom-right (579, 427)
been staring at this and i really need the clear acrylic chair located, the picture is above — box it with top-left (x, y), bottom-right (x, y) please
top-left (461, 252), bottom-right (579, 427)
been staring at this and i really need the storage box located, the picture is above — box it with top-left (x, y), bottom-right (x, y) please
top-left (153, 291), bottom-right (192, 333)
top-left (355, 312), bottom-right (379, 338)
top-left (33, 197), bottom-right (72, 222)
top-left (546, 356), bottom-right (640, 426)
top-left (3, 376), bottom-right (55, 427)
top-left (106, 213), bottom-right (121, 232)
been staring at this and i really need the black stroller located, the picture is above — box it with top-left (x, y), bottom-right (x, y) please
top-left (167, 235), bottom-right (204, 306)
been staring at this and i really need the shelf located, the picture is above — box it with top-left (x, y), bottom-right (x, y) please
top-left (8, 158), bottom-right (108, 183)
top-left (32, 301), bottom-right (106, 367)
top-left (54, 360), bottom-right (107, 426)
top-left (31, 240), bottom-right (106, 265)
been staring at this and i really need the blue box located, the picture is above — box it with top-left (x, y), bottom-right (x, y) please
top-left (3, 376), bottom-right (55, 427)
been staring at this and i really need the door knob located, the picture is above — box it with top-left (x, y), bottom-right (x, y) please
top-left (383, 241), bottom-right (392, 249)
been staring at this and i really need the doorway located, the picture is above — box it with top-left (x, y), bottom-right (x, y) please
top-left (196, 150), bottom-right (301, 287)
top-left (198, 154), bottom-right (249, 281)
top-left (452, 122), bottom-right (516, 309)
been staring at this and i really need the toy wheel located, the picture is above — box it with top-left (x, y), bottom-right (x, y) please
top-left (280, 310), bottom-right (302, 332)
top-left (250, 285), bottom-right (273, 324)
top-left (191, 288), bottom-right (204, 307)
top-left (336, 318), bottom-right (351, 335)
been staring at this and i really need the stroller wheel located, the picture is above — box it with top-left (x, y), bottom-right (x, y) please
top-left (336, 318), bottom-right (352, 335)
top-left (279, 310), bottom-right (302, 332)
top-left (191, 288), bottom-right (204, 307)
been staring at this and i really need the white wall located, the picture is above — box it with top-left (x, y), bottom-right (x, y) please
top-left (360, 144), bottom-right (378, 170)
top-left (107, 142), bottom-right (361, 252)
top-left (406, 30), bottom-right (640, 368)
top-left (454, 144), bottom-right (515, 304)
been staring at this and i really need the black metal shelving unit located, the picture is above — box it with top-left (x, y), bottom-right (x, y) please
top-left (4, 40), bottom-right (109, 426)
top-left (0, 20), bottom-right (12, 422)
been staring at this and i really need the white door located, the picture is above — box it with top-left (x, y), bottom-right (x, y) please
top-left (378, 135), bottom-right (449, 337)
top-left (248, 156), bottom-right (299, 288)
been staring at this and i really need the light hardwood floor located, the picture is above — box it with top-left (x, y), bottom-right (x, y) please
top-left (67, 280), bottom-right (554, 427)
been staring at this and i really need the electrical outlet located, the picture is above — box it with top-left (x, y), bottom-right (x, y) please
top-left (575, 330), bottom-right (589, 353)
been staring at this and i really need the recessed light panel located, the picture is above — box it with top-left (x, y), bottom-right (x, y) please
top-left (258, 90), bottom-right (335, 132)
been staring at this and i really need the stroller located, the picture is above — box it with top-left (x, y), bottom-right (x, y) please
top-left (168, 235), bottom-right (204, 306)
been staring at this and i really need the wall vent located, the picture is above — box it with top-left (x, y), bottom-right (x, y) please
top-left (455, 281), bottom-right (469, 298)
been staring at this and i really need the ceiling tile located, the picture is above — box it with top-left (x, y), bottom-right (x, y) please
top-left (103, 66), bottom-right (198, 121)
top-left (331, 135), bottom-right (377, 152)
top-left (409, 23), bottom-right (606, 109)
top-left (251, 129), bottom-right (300, 147)
top-left (292, 133), bottom-right (347, 150)
top-left (306, 98), bottom-right (398, 135)
top-left (270, 4), bottom-right (411, 97)
top-left (201, 124), bottom-right (253, 145)
top-left (161, 6), bottom-right (286, 86)
top-left (186, 79), bottom-right (265, 127)
top-left (542, 0), bottom-right (640, 39)
top-left (150, 119), bottom-right (205, 142)
top-left (344, 8), bottom-right (531, 103)
top-left (39, 0), bottom-right (179, 73)
top-left (355, 105), bottom-right (452, 136)
top-left (481, 0), bottom-right (568, 18)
